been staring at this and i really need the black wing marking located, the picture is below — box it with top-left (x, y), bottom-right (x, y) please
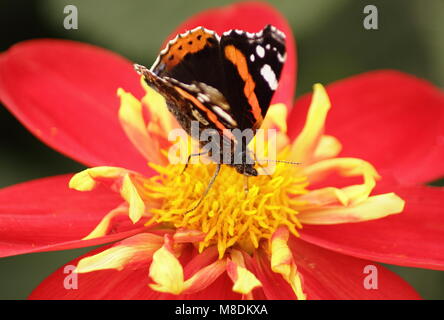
top-left (220, 24), bottom-right (286, 130)
top-left (150, 27), bottom-right (228, 98)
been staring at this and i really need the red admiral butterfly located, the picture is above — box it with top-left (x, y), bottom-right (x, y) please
top-left (135, 25), bottom-right (287, 210)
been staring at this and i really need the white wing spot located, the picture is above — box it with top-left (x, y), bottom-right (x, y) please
top-left (250, 54), bottom-right (255, 62)
top-left (256, 45), bottom-right (265, 58)
top-left (266, 44), bottom-right (271, 50)
top-left (212, 106), bottom-right (237, 126)
top-left (260, 64), bottom-right (278, 91)
top-left (197, 93), bottom-right (210, 103)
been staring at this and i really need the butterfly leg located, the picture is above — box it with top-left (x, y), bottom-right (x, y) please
top-left (181, 150), bottom-right (210, 175)
top-left (243, 175), bottom-right (249, 195)
top-left (184, 163), bottom-right (221, 214)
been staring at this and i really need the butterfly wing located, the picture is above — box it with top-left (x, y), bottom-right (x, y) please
top-left (150, 27), bottom-right (227, 95)
top-left (219, 24), bottom-right (287, 131)
top-left (145, 27), bottom-right (239, 137)
top-left (139, 25), bottom-right (286, 141)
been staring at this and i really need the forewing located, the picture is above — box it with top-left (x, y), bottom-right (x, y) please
top-left (220, 24), bottom-right (287, 130)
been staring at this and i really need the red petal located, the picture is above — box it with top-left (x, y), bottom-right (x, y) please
top-left (0, 39), bottom-right (150, 173)
top-left (288, 70), bottom-right (444, 185)
top-left (290, 238), bottom-right (421, 300)
top-left (246, 249), bottom-right (298, 299)
top-left (166, 1), bottom-right (296, 108)
top-left (0, 175), bottom-right (146, 258)
top-left (30, 245), bottom-right (241, 299)
top-left (300, 185), bottom-right (444, 270)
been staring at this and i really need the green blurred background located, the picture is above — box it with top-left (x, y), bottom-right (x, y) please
top-left (0, 0), bottom-right (443, 299)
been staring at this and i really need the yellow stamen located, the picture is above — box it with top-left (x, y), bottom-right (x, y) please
top-left (144, 159), bottom-right (308, 259)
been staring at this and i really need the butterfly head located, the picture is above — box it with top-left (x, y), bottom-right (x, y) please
top-left (234, 163), bottom-right (258, 177)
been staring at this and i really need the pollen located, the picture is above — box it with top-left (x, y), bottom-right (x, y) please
top-left (143, 157), bottom-right (309, 258)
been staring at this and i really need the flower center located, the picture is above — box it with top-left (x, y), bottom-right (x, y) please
top-left (143, 153), bottom-right (308, 258)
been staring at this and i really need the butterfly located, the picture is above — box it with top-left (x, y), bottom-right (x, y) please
top-left (135, 24), bottom-right (287, 211)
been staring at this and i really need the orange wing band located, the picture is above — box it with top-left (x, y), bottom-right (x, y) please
top-left (224, 45), bottom-right (263, 127)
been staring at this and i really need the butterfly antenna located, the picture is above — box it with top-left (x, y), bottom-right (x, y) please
top-left (255, 159), bottom-right (302, 165)
top-left (183, 163), bottom-right (221, 214)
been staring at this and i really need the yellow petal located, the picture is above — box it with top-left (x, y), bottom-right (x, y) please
top-left (227, 250), bottom-right (261, 295)
top-left (304, 157), bottom-right (380, 185)
top-left (117, 88), bottom-right (164, 164)
top-left (289, 84), bottom-right (331, 164)
top-left (271, 227), bottom-right (306, 300)
top-left (299, 192), bottom-right (405, 225)
top-left (121, 174), bottom-right (145, 223)
top-left (296, 187), bottom-right (350, 208)
top-left (271, 227), bottom-right (293, 272)
top-left (118, 87), bottom-right (149, 146)
top-left (297, 161), bottom-right (378, 209)
top-left (69, 166), bottom-right (123, 191)
top-left (261, 103), bottom-right (288, 132)
top-left (229, 263), bottom-right (262, 295)
top-left (69, 170), bottom-right (96, 191)
top-left (76, 233), bottom-right (163, 273)
top-left (275, 132), bottom-right (291, 153)
top-left (312, 135), bottom-right (342, 161)
top-left (149, 243), bottom-right (185, 294)
top-left (141, 77), bottom-right (177, 137)
top-left (149, 241), bottom-right (226, 295)
top-left (71, 167), bottom-right (147, 224)
top-left (249, 103), bottom-right (289, 158)
top-left (82, 205), bottom-right (128, 240)
top-left (341, 168), bottom-right (376, 205)
top-left (183, 259), bottom-right (227, 294)
top-left (173, 229), bottom-right (206, 243)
